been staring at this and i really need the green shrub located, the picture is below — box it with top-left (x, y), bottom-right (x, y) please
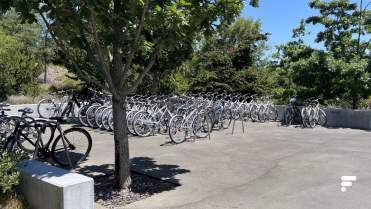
top-left (48, 71), bottom-right (83, 92)
top-left (20, 83), bottom-right (41, 97)
top-left (0, 11), bottom-right (45, 100)
top-left (0, 152), bottom-right (23, 197)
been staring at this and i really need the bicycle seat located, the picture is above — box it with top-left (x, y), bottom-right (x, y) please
top-left (18, 107), bottom-right (34, 114)
top-left (18, 108), bottom-right (33, 114)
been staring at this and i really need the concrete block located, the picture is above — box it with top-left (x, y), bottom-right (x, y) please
top-left (325, 108), bottom-right (371, 130)
top-left (18, 160), bottom-right (94, 209)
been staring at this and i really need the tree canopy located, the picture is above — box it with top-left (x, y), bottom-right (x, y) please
top-left (274, 0), bottom-right (370, 107)
top-left (0, 0), bottom-right (260, 188)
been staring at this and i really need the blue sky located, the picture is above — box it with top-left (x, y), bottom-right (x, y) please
top-left (241, 0), bottom-right (327, 52)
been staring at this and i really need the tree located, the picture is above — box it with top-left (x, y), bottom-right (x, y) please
top-left (0, 0), bottom-right (259, 189)
top-left (0, 10), bottom-right (45, 99)
top-left (273, 20), bottom-right (338, 103)
top-left (306, 0), bottom-right (371, 108)
top-left (189, 17), bottom-right (269, 93)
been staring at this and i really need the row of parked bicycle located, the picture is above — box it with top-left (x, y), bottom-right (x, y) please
top-left (35, 89), bottom-right (327, 141)
top-left (36, 89), bottom-right (280, 143)
top-left (0, 89), bottom-right (327, 169)
top-left (282, 96), bottom-right (327, 128)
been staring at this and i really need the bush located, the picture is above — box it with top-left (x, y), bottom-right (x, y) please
top-left (0, 11), bottom-right (45, 100)
top-left (48, 67), bottom-right (83, 91)
top-left (0, 152), bottom-right (22, 196)
top-left (0, 151), bottom-right (29, 208)
top-left (20, 83), bottom-right (41, 97)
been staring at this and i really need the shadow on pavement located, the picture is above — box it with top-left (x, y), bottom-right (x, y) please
top-left (131, 157), bottom-right (190, 185)
top-left (76, 157), bottom-right (190, 205)
top-left (76, 156), bottom-right (190, 185)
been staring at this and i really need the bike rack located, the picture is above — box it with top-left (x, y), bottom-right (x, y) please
top-left (231, 114), bottom-right (245, 135)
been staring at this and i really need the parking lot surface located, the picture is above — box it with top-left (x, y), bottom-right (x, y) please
top-left (78, 122), bottom-right (371, 209)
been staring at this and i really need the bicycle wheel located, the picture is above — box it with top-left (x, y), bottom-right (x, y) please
top-left (168, 115), bottom-right (186, 144)
top-left (231, 108), bottom-right (240, 120)
top-left (127, 110), bottom-right (138, 135)
top-left (51, 128), bottom-right (92, 167)
top-left (86, 105), bottom-right (100, 128)
top-left (240, 104), bottom-right (250, 121)
top-left (308, 108), bottom-right (317, 128)
top-left (192, 111), bottom-right (210, 138)
top-left (17, 119), bottom-right (52, 153)
top-left (268, 106), bottom-right (278, 121)
top-left (99, 107), bottom-right (111, 130)
top-left (158, 113), bottom-right (170, 134)
top-left (2, 135), bottom-right (18, 153)
top-left (221, 109), bottom-right (232, 129)
top-left (37, 98), bottom-right (58, 118)
top-left (301, 108), bottom-right (309, 128)
top-left (94, 106), bottom-right (106, 128)
top-left (317, 109), bottom-right (327, 126)
top-left (107, 112), bottom-right (114, 131)
top-left (2, 131), bottom-right (31, 156)
top-left (283, 109), bottom-right (293, 126)
top-left (102, 108), bottom-right (112, 131)
top-left (0, 117), bottom-right (12, 137)
top-left (133, 111), bottom-right (153, 137)
top-left (78, 105), bottom-right (90, 126)
top-left (250, 105), bottom-right (259, 122)
top-left (258, 106), bottom-right (266, 123)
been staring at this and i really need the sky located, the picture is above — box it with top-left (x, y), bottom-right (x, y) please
top-left (241, 0), bottom-right (327, 53)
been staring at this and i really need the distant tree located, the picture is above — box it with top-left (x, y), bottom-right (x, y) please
top-left (189, 17), bottom-right (269, 93)
top-left (274, 20), bottom-right (338, 103)
top-left (306, 0), bottom-right (371, 108)
top-left (0, 10), bottom-right (45, 99)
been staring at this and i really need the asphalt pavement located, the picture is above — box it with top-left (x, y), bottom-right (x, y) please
top-left (76, 121), bottom-right (371, 209)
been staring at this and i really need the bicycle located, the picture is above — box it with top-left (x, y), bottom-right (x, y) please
top-left (2, 116), bottom-right (92, 168)
top-left (283, 96), bottom-right (302, 126)
top-left (168, 104), bottom-right (210, 144)
top-left (308, 99), bottom-right (327, 127)
top-left (37, 89), bottom-right (81, 119)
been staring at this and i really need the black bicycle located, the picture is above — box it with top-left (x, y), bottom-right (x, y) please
top-left (2, 116), bottom-right (92, 168)
top-left (282, 96), bottom-right (302, 126)
top-left (37, 89), bottom-right (82, 119)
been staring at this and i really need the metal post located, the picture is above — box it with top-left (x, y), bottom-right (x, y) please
top-left (44, 31), bottom-right (47, 83)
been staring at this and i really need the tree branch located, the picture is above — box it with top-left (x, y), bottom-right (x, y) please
top-left (128, 45), bottom-right (160, 93)
top-left (36, 7), bottom-right (108, 91)
top-left (89, 8), bottom-right (121, 98)
top-left (122, 0), bottom-right (150, 87)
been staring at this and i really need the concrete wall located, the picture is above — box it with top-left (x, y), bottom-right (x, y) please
top-left (324, 108), bottom-right (371, 130)
top-left (275, 105), bottom-right (371, 130)
top-left (18, 160), bottom-right (94, 209)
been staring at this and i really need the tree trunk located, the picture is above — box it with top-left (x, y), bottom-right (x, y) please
top-left (112, 96), bottom-right (131, 189)
top-left (352, 96), bottom-right (358, 110)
